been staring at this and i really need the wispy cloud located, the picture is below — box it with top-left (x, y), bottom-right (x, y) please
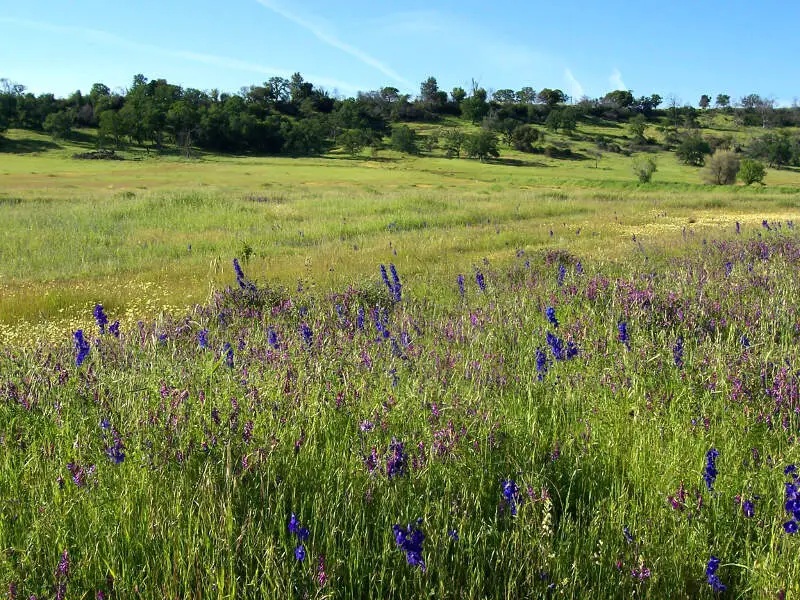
top-left (564, 69), bottom-right (584, 101)
top-left (0, 16), bottom-right (360, 92)
top-left (255, 0), bottom-right (409, 85)
top-left (609, 68), bottom-right (626, 91)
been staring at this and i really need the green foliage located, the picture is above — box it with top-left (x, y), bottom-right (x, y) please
top-left (749, 132), bottom-right (794, 168)
top-left (602, 89), bottom-right (634, 108)
top-left (738, 159), bottom-right (766, 185)
top-left (390, 125), bottom-right (418, 154)
top-left (465, 130), bottom-right (499, 161)
top-left (676, 134), bottom-right (711, 166)
top-left (536, 88), bottom-right (566, 106)
top-left (338, 129), bottom-right (369, 157)
top-left (701, 150), bottom-right (740, 185)
top-left (42, 110), bottom-right (74, 139)
top-left (628, 114), bottom-right (648, 143)
top-left (631, 155), bottom-right (657, 182)
top-left (441, 129), bottom-right (466, 157)
top-left (511, 125), bottom-right (542, 153)
top-left (282, 116), bottom-right (328, 156)
top-left (460, 91), bottom-right (489, 124)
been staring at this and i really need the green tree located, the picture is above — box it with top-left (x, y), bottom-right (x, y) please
top-left (42, 110), bottom-right (74, 139)
top-left (465, 130), bottom-right (499, 162)
top-left (699, 94), bottom-right (711, 109)
top-left (441, 129), bottom-right (466, 157)
top-left (702, 150), bottom-right (740, 185)
top-left (420, 77), bottom-right (440, 103)
top-left (738, 159), bottom-right (766, 185)
top-left (390, 125), bottom-right (418, 154)
top-left (339, 129), bottom-right (368, 157)
top-left (602, 90), bottom-right (634, 108)
top-left (492, 89), bottom-right (517, 104)
top-left (629, 114), bottom-right (648, 143)
top-left (749, 132), bottom-right (792, 168)
top-left (537, 88), bottom-right (566, 106)
top-left (715, 94), bottom-right (730, 109)
top-left (282, 116), bottom-right (328, 155)
top-left (461, 88), bottom-right (489, 124)
top-left (676, 134), bottom-right (711, 166)
top-left (631, 156), bottom-right (657, 182)
top-left (450, 87), bottom-right (466, 104)
top-left (511, 125), bottom-right (542, 153)
top-left (97, 110), bottom-right (125, 149)
top-left (517, 87), bottom-right (536, 104)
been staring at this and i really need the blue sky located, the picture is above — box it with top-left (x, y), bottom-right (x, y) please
top-left (2, 0), bottom-right (798, 106)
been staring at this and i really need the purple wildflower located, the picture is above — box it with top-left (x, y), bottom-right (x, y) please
top-left (475, 271), bottom-right (486, 292)
top-left (197, 329), bottom-right (208, 349)
top-left (223, 343), bottom-right (234, 368)
top-left (108, 320), bottom-right (120, 338)
top-left (295, 545), bottom-right (306, 562)
top-left (742, 499), bottom-right (755, 518)
top-left (706, 555), bottom-right (726, 593)
top-left (673, 335), bottom-right (684, 368)
top-left (392, 522), bottom-right (426, 571)
top-left (545, 306), bottom-right (559, 328)
top-left (233, 258), bottom-right (246, 289)
top-left (501, 479), bottom-right (520, 516)
top-left (557, 264), bottom-right (566, 287)
top-left (93, 304), bottom-right (108, 333)
top-left (386, 438), bottom-right (407, 479)
top-left (704, 448), bottom-right (720, 491)
top-left (618, 322), bottom-right (630, 350)
top-left (74, 330), bottom-right (90, 366)
top-left (300, 323), bottom-right (313, 348)
top-left (457, 274), bottom-right (465, 297)
top-left (535, 347), bottom-right (548, 381)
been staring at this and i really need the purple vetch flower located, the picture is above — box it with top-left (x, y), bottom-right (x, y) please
top-left (392, 521), bottom-right (426, 571)
top-left (576, 260), bottom-right (583, 275)
top-left (545, 306), bottom-right (559, 328)
top-left (94, 304), bottom-right (108, 333)
top-left (704, 448), bottom-right (720, 491)
top-left (74, 330), bottom-right (91, 367)
top-left (457, 274), bottom-right (465, 297)
top-left (706, 555), bottom-right (726, 593)
top-left (317, 555), bottom-right (328, 586)
top-left (724, 262), bottom-right (733, 277)
top-left (108, 320), bottom-right (120, 338)
top-left (197, 329), bottom-right (208, 349)
top-left (56, 550), bottom-right (70, 578)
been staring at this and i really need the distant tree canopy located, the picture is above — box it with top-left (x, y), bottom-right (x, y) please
top-left (2, 72), bottom-right (800, 166)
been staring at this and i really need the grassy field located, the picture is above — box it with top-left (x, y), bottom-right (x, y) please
top-left (1, 126), bottom-right (799, 344)
top-left (2, 124), bottom-right (800, 598)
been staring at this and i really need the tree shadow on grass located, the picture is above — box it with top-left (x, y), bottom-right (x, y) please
top-left (488, 157), bottom-right (552, 168)
top-left (0, 136), bottom-right (60, 154)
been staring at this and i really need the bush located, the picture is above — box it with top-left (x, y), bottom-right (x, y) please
top-left (390, 125), bottom-right (418, 154)
top-left (676, 134), bottom-right (711, 166)
top-left (465, 130), bottom-right (499, 162)
top-left (702, 150), bottom-right (740, 185)
top-left (511, 125), bottom-right (542, 153)
top-left (631, 156), bottom-right (657, 183)
top-left (738, 159), bottom-right (766, 185)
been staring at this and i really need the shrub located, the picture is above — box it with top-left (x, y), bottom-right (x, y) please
top-left (676, 134), bottom-right (711, 166)
top-left (390, 125), bottom-right (418, 154)
top-left (702, 150), bottom-right (740, 185)
top-left (738, 159), bottom-right (766, 185)
top-left (631, 156), bottom-right (657, 183)
top-left (511, 125), bottom-right (542, 153)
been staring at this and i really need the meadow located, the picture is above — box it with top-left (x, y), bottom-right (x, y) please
top-left (2, 126), bottom-right (800, 598)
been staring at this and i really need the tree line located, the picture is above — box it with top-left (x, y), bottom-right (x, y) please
top-left (1, 74), bottom-right (800, 163)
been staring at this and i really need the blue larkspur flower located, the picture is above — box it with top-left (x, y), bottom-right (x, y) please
top-left (389, 264), bottom-right (402, 301)
top-left (546, 332), bottom-right (565, 361)
top-left (268, 327), bottom-right (279, 349)
top-left (94, 304), bottom-right (108, 334)
top-left (223, 343), bottom-right (234, 368)
top-left (557, 264), bottom-right (566, 287)
top-left (457, 274), bottom-right (465, 297)
top-left (294, 545), bottom-right (306, 561)
top-left (197, 329), bottom-right (208, 349)
top-left (742, 499), bottom-right (755, 518)
top-left (706, 555), bottom-right (726, 593)
top-left (300, 323), bottom-right (313, 348)
top-left (475, 271), bottom-right (486, 292)
top-left (535, 347), bottom-right (548, 381)
top-left (392, 522), bottom-right (426, 571)
top-left (74, 330), bottom-right (91, 367)
top-left (545, 306), bottom-right (559, 328)
top-left (386, 438), bottom-right (407, 479)
top-left (673, 335), bottom-right (684, 368)
top-left (109, 320), bottom-right (120, 338)
top-left (704, 448), bottom-right (720, 491)
top-left (618, 322), bottom-right (630, 350)
top-left (501, 479), bottom-right (520, 516)
top-left (233, 258), bottom-right (246, 289)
